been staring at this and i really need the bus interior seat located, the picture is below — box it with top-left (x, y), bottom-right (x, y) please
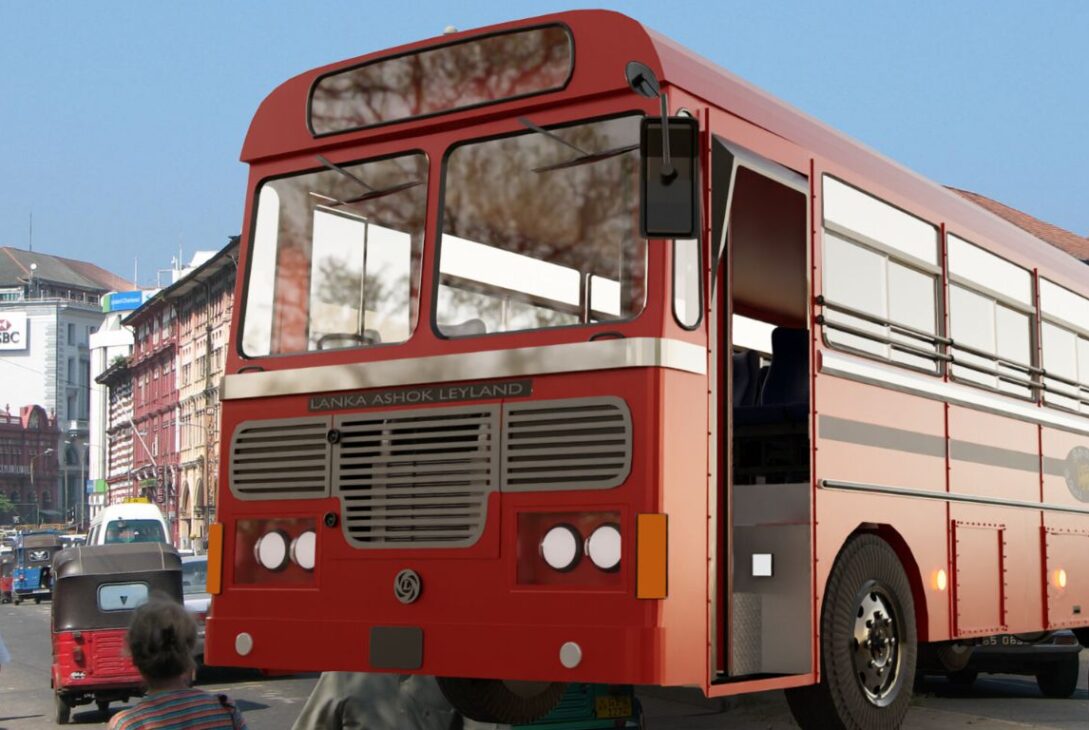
top-left (759, 327), bottom-right (809, 419)
top-left (756, 365), bottom-right (769, 399)
top-left (732, 327), bottom-right (810, 484)
top-left (733, 350), bottom-right (761, 407)
top-left (441, 318), bottom-right (487, 337)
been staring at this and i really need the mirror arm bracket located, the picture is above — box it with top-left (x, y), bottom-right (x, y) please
top-left (659, 93), bottom-right (675, 179)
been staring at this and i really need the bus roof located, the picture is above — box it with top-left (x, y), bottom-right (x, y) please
top-left (241, 9), bottom-right (1087, 296)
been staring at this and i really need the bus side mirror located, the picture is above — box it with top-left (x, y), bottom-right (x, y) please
top-left (640, 116), bottom-right (699, 239)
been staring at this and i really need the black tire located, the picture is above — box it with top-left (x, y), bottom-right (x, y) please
top-left (436, 677), bottom-right (566, 724)
top-left (785, 534), bottom-right (918, 730)
top-left (34, 596), bottom-right (41, 605)
top-left (1035, 654), bottom-right (1080, 699)
top-left (13, 596), bottom-right (21, 605)
top-left (946, 668), bottom-right (978, 687)
top-left (1074, 627), bottom-right (1089, 649)
top-left (933, 643), bottom-right (974, 673)
top-left (55, 694), bottom-right (71, 724)
top-left (97, 700), bottom-right (110, 715)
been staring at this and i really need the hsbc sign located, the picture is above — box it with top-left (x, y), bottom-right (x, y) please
top-left (0, 312), bottom-right (27, 350)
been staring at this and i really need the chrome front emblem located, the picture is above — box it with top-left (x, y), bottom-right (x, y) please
top-left (394, 569), bottom-right (422, 604)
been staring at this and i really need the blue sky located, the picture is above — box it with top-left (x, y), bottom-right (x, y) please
top-left (2, 2), bottom-right (1086, 285)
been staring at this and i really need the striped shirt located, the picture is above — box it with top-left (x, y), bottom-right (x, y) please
top-left (108, 689), bottom-right (246, 730)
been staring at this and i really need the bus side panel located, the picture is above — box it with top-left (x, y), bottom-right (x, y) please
top-left (813, 491), bottom-right (948, 644)
top-left (813, 371), bottom-right (950, 644)
top-left (658, 368), bottom-right (709, 686)
top-left (947, 406), bottom-right (1043, 634)
top-left (1040, 426), bottom-right (1089, 631)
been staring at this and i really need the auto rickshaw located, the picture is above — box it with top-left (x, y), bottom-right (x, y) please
top-left (1, 552), bottom-right (13, 603)
top-left (13, 530), bottom-right (62, 604)
top-left (513, 684), bottom-right (643, 729)
top-left (51, 543), bottom-right (183, 723)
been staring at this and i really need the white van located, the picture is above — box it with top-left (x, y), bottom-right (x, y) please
top-left (87, 502), bottom-right (171, 546)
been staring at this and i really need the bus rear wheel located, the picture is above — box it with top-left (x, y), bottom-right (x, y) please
top-left (786, 534), bottom-right (917, 730)
top-left (1035, 654), bottom-right (1080, 698)
top-left (436, 677), bottom-right (565, 725)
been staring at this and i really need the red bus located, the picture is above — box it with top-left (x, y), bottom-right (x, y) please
top-left (205, 10), bottom-right (1089, 728)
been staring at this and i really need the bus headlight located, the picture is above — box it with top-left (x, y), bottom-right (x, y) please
top-left (254, 530), bottom-right (290, 571)
top-left (290, 530), bottom-right (317, 571)
top-left (586, 523), bottom-right (621, 572)
top-left (540, 524), bottom-right (581, 572)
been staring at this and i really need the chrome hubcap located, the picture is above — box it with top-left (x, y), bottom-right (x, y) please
top-left (851, 584), bottom-right (901, 706)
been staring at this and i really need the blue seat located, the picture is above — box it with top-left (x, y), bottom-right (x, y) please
top-left (733, 327), bottom-right (809, 424)
top-left (733, 350), bottom-right (761, 407)
top-left (760, 327), bottom-right (809, 413)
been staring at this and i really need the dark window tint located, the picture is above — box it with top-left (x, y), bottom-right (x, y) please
top-left (310, 26), bottom-right (572, 135)
top-left (182, 560), bottom-right (208, 594)
top-left (104, 519), bottom-right (166, 544)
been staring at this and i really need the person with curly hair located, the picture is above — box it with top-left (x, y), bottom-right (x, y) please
top-left (108, 597), bottom-right (246, 730)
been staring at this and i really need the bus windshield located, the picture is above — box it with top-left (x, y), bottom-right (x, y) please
top-left (437, 114), bottom-right (646, 336)
top-left (242, 152), bottom-right (429, 356)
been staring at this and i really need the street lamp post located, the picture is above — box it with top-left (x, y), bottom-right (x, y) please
top-left (64, 438), bottom-right (87, 530)
top-left (29, 447), bottom-right (55, 527)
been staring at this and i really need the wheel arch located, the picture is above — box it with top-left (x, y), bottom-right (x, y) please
top-left (849, 523), bottom-right (930, 643)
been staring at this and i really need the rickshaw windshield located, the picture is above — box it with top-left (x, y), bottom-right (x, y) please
top-left (104, 520), bottom-right (166, 544)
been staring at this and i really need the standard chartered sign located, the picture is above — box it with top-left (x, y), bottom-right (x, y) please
top-left (0, 312), bottom-right (27, 350)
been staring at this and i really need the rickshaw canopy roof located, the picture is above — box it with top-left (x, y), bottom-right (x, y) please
top-left (19, 533), bottom-right (62, 548)
top-left (52, 544), bottom-right (184, 632)
top-left (53, 543), bottom-right (181, 579)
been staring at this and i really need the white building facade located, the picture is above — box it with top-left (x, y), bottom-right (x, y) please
top-left (0, 248), bottom-right (131, 525)
top-left (87, 293), bottom-right (153, 522)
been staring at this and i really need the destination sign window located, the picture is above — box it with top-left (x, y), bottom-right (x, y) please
top-left (309, 26), bottom-right (572, 136)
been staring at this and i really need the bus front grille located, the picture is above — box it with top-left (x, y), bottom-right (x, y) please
top-left (333, 406), bottom-right (499, 547)
top-left (228, 417), bottom-right (331, 500)
top-left (501, 397), bottom-right (632, 491)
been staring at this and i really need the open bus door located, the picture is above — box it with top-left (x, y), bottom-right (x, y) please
top-left (710, 136), bottom-right (814, 683)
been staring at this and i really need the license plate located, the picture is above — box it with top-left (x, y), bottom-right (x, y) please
top-left (595, 695), bottom-right (633, 719)
top-left (981, 635), bottom-right (1025, 647)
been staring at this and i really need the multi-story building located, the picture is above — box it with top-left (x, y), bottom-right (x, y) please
top-left (116, 239), bottom-right (237, 548)
top-left (96, 348), bottom-right (137, 508)
top-left (0, 405), bottom-right (59, 526)
top-left (124, 292), bottom-right (180, 541)
top-left (88, 291), bottom-right (154, 521)
top-left (0, 247), bottom-right (131, 523)
top-left (174, 239), bottom-right (237, 552)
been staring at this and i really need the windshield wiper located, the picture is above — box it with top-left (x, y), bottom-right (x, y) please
top-left (315, 155), bottom-right (423, 205)
top-left (518, 117), bottom-right (639, 173)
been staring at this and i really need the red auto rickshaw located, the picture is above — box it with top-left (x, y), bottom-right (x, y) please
top-left (51, 543), bottom-right (183, 723)
top-left (1, 552), bottom-right (13, 603)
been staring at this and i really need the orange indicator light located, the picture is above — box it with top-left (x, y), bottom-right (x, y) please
top-left (932, 569), bottom-right (948, 591)
top-left (207, 522), bottom-right (224, 595)
top-left (1052, 568), bottom-right (1068, 590)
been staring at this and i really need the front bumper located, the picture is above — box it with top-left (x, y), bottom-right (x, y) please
top-left (207, 617), bottom-right (659, 685)
top-left (15, 587), bottom-right (50, 598)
